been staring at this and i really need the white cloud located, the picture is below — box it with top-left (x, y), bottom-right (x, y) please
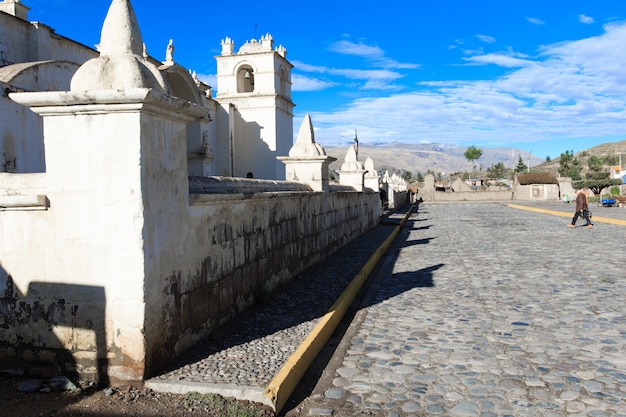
top-left (292, 74), bottom-right (337, 92)
top-left (292, 44), bottom-right (412, 91)
top-left (291, 61), bottom-right (328, 73)
top-left (329, 40), bottom-right (420, 70)
top-left (329, 68), bottom-right (404, 82)
top-left (330, 40), bottom-right (384, 59)
top-left (526, 17), bottom-right (545, 25)
top-left (477, 34), bottom-right (496, 44)
top-left (196, 73), bottom-right (216, 88)
top-left (306, 22), bottom-right (626, 150)
top-left (463, 53), bottom-right (535, 68)
top-left (579, 14), bottom-right (595, 25)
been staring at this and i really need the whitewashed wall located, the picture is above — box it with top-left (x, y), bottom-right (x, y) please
top-left (0, 168), bottom-right (379, 382)
top-left (0, 11), bottom-right (97, 173)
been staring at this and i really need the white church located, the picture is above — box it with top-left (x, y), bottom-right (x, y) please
top-left (0, 0), bottom-right (392, 400)
top-left (0, 0), bottom-right (294, 180)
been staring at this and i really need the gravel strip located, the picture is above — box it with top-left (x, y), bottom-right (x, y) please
top-left (152, 213), bottom-right (403, 387)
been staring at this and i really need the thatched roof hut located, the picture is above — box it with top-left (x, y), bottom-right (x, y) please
top-left (515, 172), bottom-right (559, 185)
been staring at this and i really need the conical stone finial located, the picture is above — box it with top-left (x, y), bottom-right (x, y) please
top-left (99, 0), bottom-right (143, 56)
top-left (70, 0), bottom-right (168, 92)
top-left (340, 145), bottom-right (364, 171)
top-left (364, 157), bottom-right (377, 176)
top-left (288, 114), bottom-right (327, 157)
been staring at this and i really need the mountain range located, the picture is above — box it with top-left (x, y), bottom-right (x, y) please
top-left (324, 142), bottom-right (544, 176)
top-left (324, 140), bottom-right (626, 176)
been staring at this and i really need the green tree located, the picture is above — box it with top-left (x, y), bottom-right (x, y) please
top-left (546, 156), bottom-right (552, 162)
top-left (415, 172), bottom-right (424, 182)
top-left (559, 150), bottom-right (582, 180)
top-left (487, 162), bottom-right (507, 179)
top-left (401, 170), bottom-right (412, 182)
top-left (604, 155), bottom-right (619, 166)
top-left (573, 172), bottom-right (622, 195)
top-left (515, 156), bottom-right (527, 173)
top-left (464, 145), bottom-right (482, 178)
top-left (588, 155), bottom-right (603, 172)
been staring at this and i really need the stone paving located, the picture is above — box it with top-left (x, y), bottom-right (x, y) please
top-left (146, 218), bottom-right (401, 403)
top-left (292, 202), bottom-right (626, 417)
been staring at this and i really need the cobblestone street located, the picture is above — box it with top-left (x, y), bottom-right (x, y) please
top-left (291, 202), bottom-right (626, 417)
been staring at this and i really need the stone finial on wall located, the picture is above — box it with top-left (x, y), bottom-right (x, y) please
top-left (287, 114), bottom-right (327, 157)
top-left (70, 0), bottom-right (169, 93)
top-left (261, 33), bottom-right (273, 50)
top-left (382, 170), bottom-right (391, 184)
top-left (338, 145), bottom-right (366, 191)
top-left (221, 37), bottom-right (235, 55)
top-left (340, 145), bottom-right (364, 172)
top-left (278, 114), bottom-right (336, 192)
top-left (0, 0), bottom-right (29, 20)
top-left (364, 157), bottom-right (380, 192)
top-left (275, 44), bottom-right (287, 58)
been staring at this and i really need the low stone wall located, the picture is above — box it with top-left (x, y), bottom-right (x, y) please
top-left (0, 175), bottom-right (380, 381)
top-left (421, 190), bottom-right (513, 202)
top-left (150, 182), bottom-right (381, 375)
top-left (419, 184), bottom-right (563, 202)
top-left (512, 183), bottom-right (560, 201)
top-left (388, 190), bottom-right (409, 209)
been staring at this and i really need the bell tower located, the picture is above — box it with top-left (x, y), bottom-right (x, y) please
top-left (215, 34), bottom-right (294, 180)
top-left (0, 0), bottom-right (29, 20)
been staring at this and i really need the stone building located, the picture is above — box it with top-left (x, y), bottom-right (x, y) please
top-left (0, 0), bottom-right (293, 180)
top-left (215, 35), bottom-right (294, 179)
top-left (0, 0), bottom-right (379, 387)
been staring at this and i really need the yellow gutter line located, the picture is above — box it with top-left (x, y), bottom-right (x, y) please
top-left (265, 205), bottom-right (414, 413)
top-left (508, 204), bottom-right (626, 226)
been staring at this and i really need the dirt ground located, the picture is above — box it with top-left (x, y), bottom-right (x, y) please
top-left (0, 376), bottom-right (276, 417)
top-left (0, 230), bottom-right (385, 417)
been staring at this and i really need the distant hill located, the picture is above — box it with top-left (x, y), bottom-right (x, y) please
top-left (324, 142), bottom-right (544, 176)
top-left (324, 140), bottom-right (626, 177)
top-left (534, 139), bottom-right (626, 173)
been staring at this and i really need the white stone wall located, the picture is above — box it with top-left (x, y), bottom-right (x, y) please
top-left (0, 172), bottom-right (379, 381)
top-left (215, 36), bottom-right (294, 180)
top-left (0, 2), bottom-right (372, 385)
top-left (148, 189), bottom-right (380, 366)
top-left (426, 190), bottom-right (514, 202)
top-left (0, 11), bottom-right (98, 173)
top-left (512, 183), bottom-right (560, 201)
top-left (1, 61), bottom-right (85, 173)
top-left (0, 12), bottom-right (97, 70)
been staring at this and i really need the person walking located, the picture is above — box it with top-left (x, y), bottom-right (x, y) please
top-left (568, 189), bottom-right (593, 228)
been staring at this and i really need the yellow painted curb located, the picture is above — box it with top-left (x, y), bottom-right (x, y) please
top-left (265, 205), bottom-right (414, 413)
top-left (508, 204), bottom-right (626, 226)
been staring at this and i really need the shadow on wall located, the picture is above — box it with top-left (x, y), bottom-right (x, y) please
top-left (232, 110), bottom-right (274, 179)
top-left (0, 262), bottom-right (108, 385)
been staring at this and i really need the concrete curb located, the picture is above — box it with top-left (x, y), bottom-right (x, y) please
top-left (508, 204), bottom-right (626, 226)
top-left (264, 205), bottom-right (415, 413)
top-left (144, 379), bottom-right (273, 408)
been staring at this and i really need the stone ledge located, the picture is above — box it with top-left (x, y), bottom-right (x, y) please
top-left (189, 176), bottom-right (312, 195)
top-left (0, 194), bottom-right (48, 210)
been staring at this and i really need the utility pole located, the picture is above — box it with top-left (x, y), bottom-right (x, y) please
top-left (527, 151), bottom-right (531, 173)
top-left (354, 130), bottom-right (359, 160)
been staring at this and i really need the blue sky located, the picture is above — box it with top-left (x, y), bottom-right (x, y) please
top-left (23, 0), bottom-right (626, 160)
